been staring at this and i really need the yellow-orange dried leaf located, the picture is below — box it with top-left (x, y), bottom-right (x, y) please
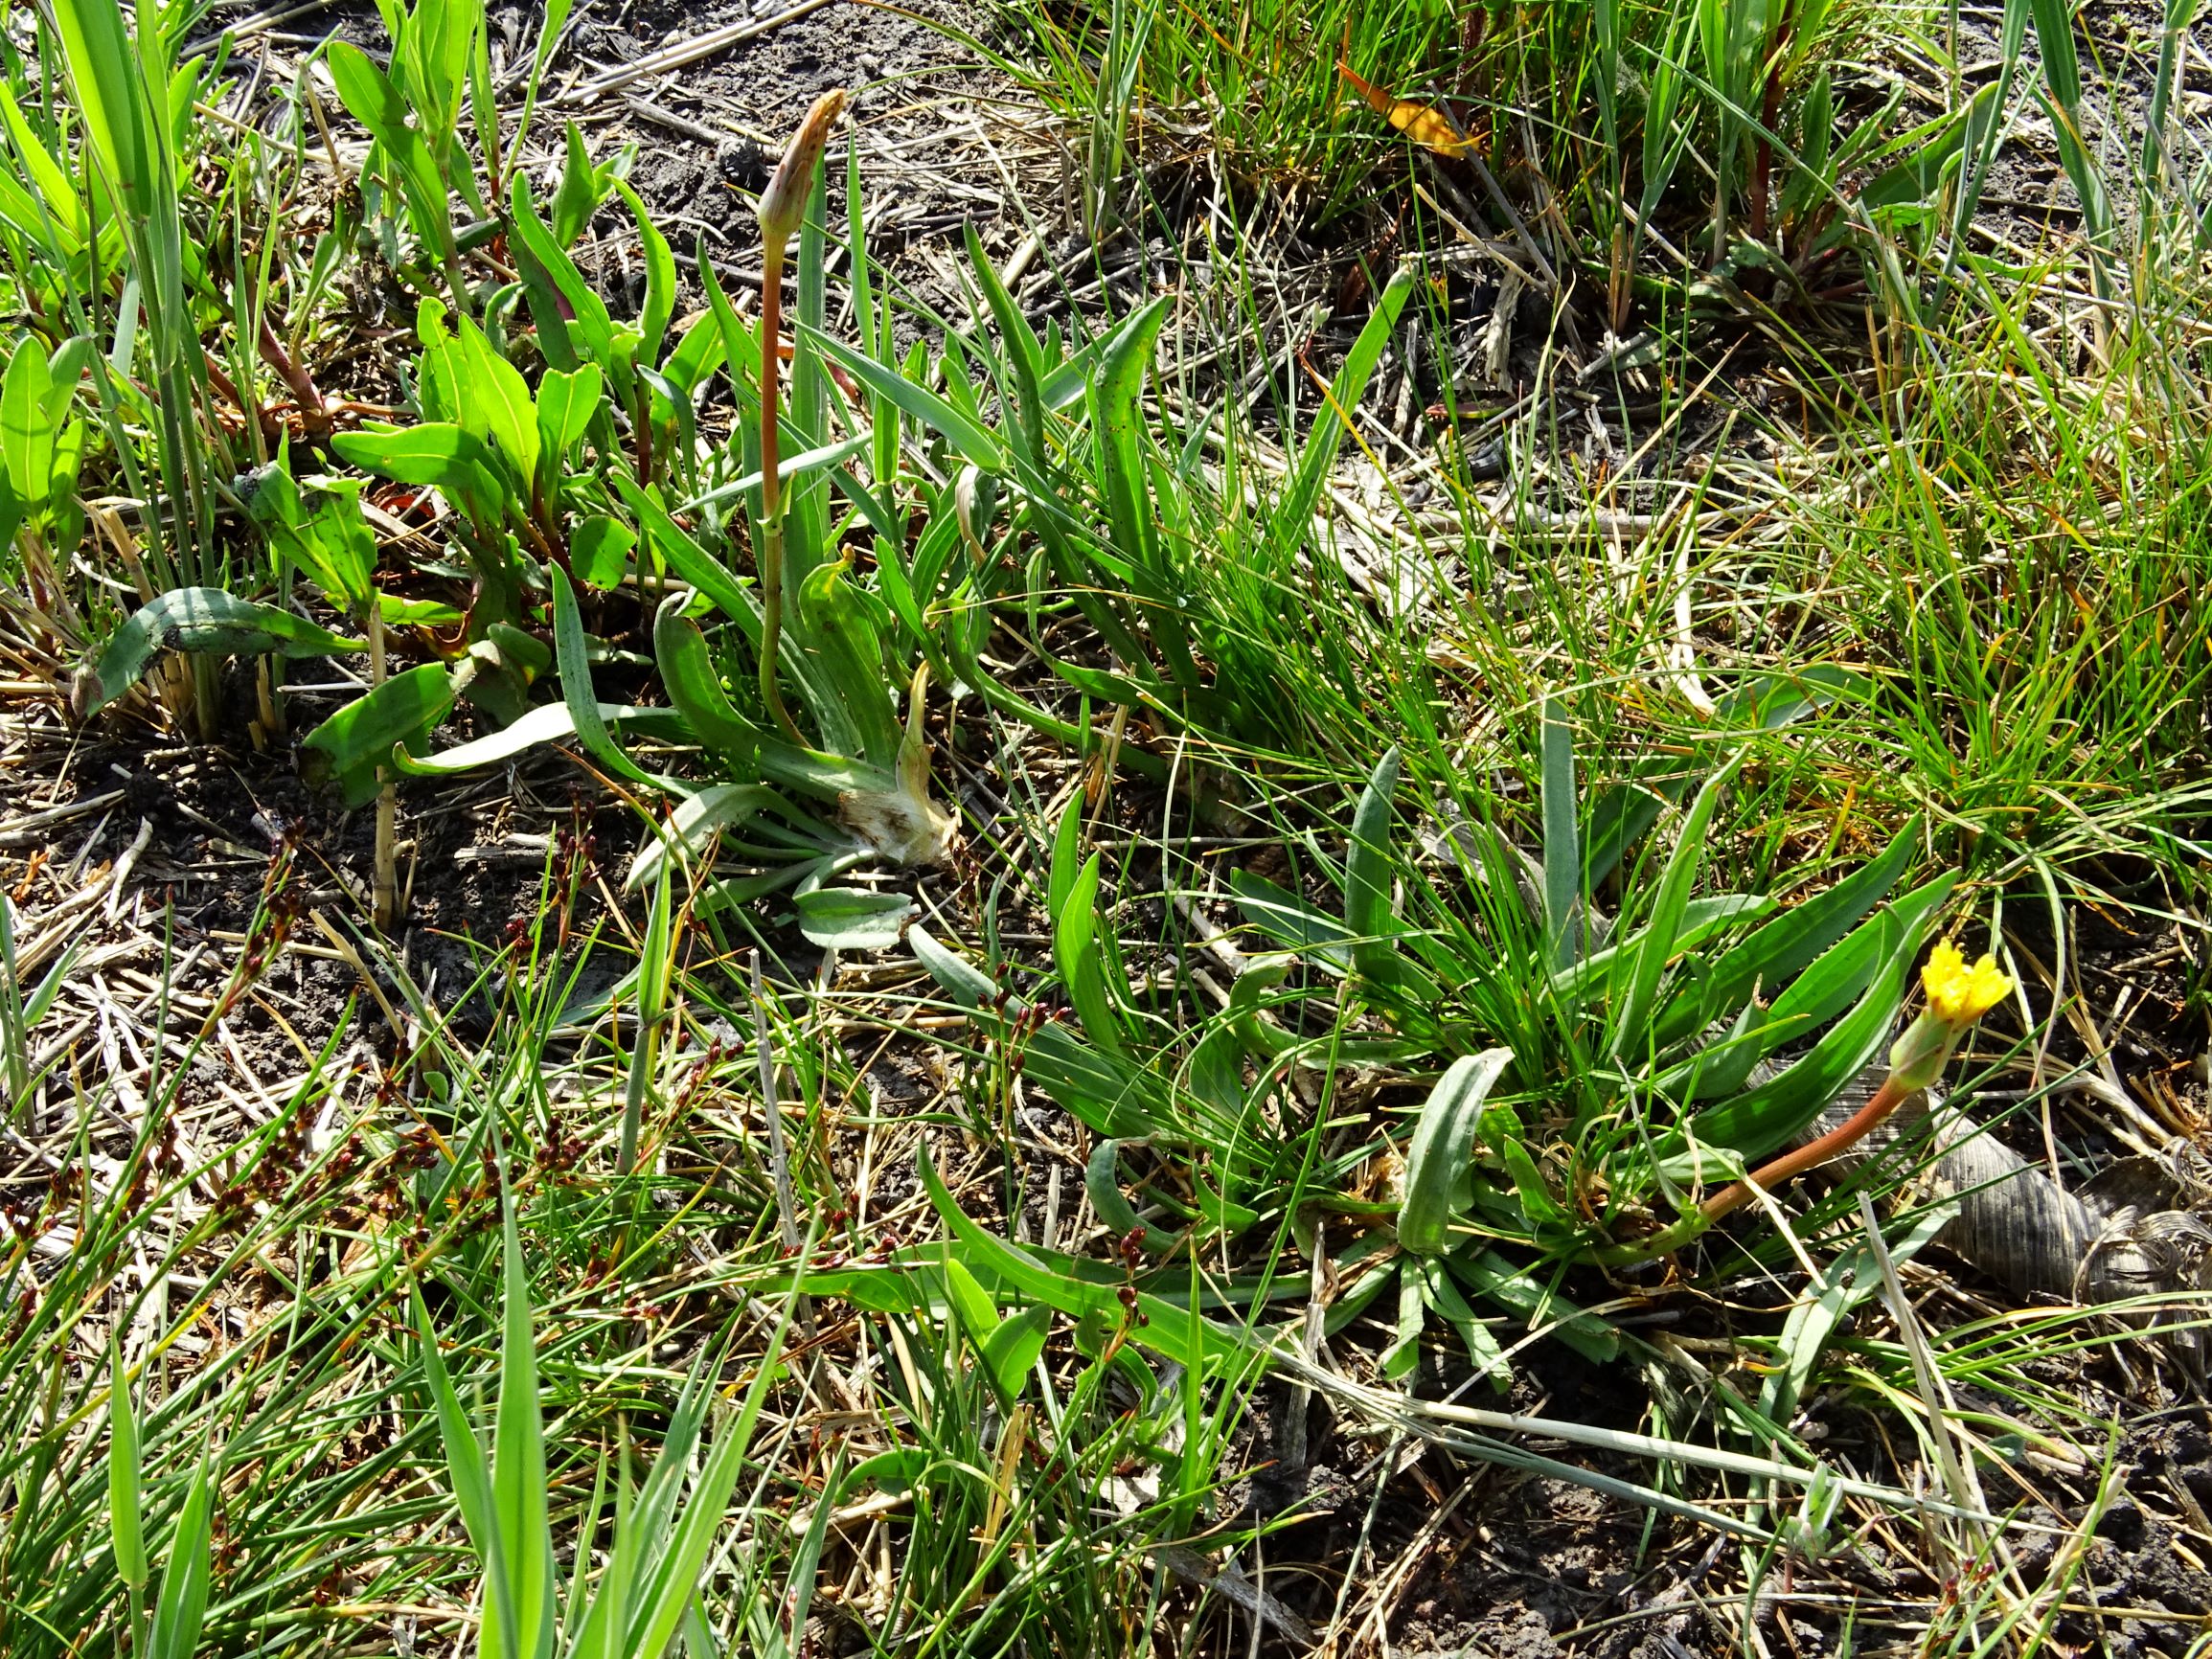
top-left (1338, 61), bottom-right (1484, 159)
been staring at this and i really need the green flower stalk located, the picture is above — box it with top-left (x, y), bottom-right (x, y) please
top-left (754, 88), bottom-right (847, 745)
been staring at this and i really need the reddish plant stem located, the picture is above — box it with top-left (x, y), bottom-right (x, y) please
top-left (1746, 0), bottom-right (1796, 249)
top-left (755, 242), bottom-right (802, 745)
top-left (1699, 1072), bottom-right (1910, 1223)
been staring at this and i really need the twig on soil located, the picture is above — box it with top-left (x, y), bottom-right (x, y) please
top-left (558, 0), bottom-right (841, 108)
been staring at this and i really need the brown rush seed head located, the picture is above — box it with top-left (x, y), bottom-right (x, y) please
top-left (758, 89), bottom-right (850, 247)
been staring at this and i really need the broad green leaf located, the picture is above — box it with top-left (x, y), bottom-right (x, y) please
top-left (1657, 822), bottom-right (1917, 1044)
top-left (455, 313), bottom-right (540, 486)
top-left (302, 662), bottom-right (457, 807)
top-left (1054, 853), bottom-right (1127, 1054)
top-left (1, 335), bottom-right (57, 511)
top-left (1448, 1250), bottom-right (1620, 1364)
top-left (510, 170), bottom-right (617, 371)
top-left (1272, 263), bottom-right (1414, 539)
top-left (1229, 869), bottom-right (1354, 969)
top-left (1608, 759), bottom-right (1734, 1061)
top-left (48, 0), bottom-right (150, 204)
top-left (1048, 793), bottom-right (1083, 919)
top-left (1683, 875), bottom-right (1956, 1158)
top-left (617, 475), bottom-right (750, 620)
top-left (942, 1257), bottom-right (1002, 1352)
top-left (793, 557), bottom-right (901, 764)
top-left (1381, 1265), bottom-right (1425, 1379)
top-left (571, 514), bottom-right (634, 589)
top-left (1420, 1256), bottom-right (1511, 1386)
top-left (549, 121), bottom-right (603, 248)
top-left (629, 786), bottom-right (793, 894)
top-left (1345, 746), bottom-right (1403, 986)
top-left (332, 422), bottom-right (505, 523)
top-left (1540, 697), bottom-right (1579, 966)
top-left (962, 220), bottom-right (1046, 461)
top-left (389, 697), bottom-right (576, 778)
top-left (651, 601), bottom-right (764, 768)
top-left (661, 311), bottom-right (725, 401)
top-left (107, 1343), bottom-right (145, 1591)
top-left (550, 565), bottom-right (660, 790)
top-left (536, 362), bottom-right (604, 466)
top-left (980, 1306), bottom-right (1051, 1403)
top-left (614, 178), bottom-right (675, 365)
top-left (1092, 293), bottom-right (1174, 578)
top-left (1084, 1141), bottom-right (1181, 1253)
top-left (1398, 1049), bottom-right (1514, 1255)
top-left (245, 459), bottom-right (377, 610)
top-left (324, 41), bottom-right (462, 273)
top-left (83, 588), bottom-right (364, 714)
top-left (918, 1148), bottom-right (1254, 1373)
top-left (908, 922), bottom-right (1000, 1007)
top-left (793, 886), bottom-right (916, 950)
top-left (489, 1207), bottom-right (556, 1659)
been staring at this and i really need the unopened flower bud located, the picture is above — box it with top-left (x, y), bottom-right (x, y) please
top-left (758, 89), bottom-right (848, 249)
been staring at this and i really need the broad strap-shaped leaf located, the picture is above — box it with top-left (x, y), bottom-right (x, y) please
top-left (626, 783), bottom-right (785, 891)
top-left (962, 220), bottom-right (1046, 461)
top-left (1229, 868), bottom-right (1355, 970)
top-left (793, 557), bottom-right (901, 765)
top-left (613, 178), bottom-right (675, 366)
top-left (388, 698), bottom-right (673, 779)
top-left (489, 1208), bottom-right (556, 1659)
top-left (617, 475), bottom-right (750, 621)
top-left (794, 885), bottom-right (916, 950)
top-left (1345, 746), bottom-right (1405, 987)
top-left (244, 456), bottom-right (377, 610)
top-left (509, 170), bottom-right (618, 375)
top-left (324, 41), bottom-right (462, 271)
top-left (536, 364), bottom-right (604, 468)
top-left (1398, 1049), bottom-right (1514, 1255)
top-left (1054, 852), bottom-right (1129, 1055)
top-left (550, 565), bottom-right (663, 790)
top-left (1654, 821), bottom-right (1917, 1046)
top-left (570, 513), bottom-right (634, 589)
top-left (453, 313), bottom-right (541, 488)
top-left (1681, 875), bottom-right (1957, 1159)
top-left (1540, 697), bottom-right (1580, 966)
top-left (1091, 293), bottom-right (1174, 577)
top-left (302, 662), bottom-right (457, 807)
top-left (332, 421), bottom-right (506, 524)
top-left (919, 1148), bottom-right (1255, 1373)
top-left (1447, 1250), bottom-right (1620, 1364)
top-left (0, 335), bottom-right (59, 511)
top-left (650, 599), bottom-right (763, 765)
top-left (83, 587), bottom-right (364, 714)
top-left (145, 1456), bottom-right (215, 1659)
top-left (1608, 758), bottom-right (1736, 1062)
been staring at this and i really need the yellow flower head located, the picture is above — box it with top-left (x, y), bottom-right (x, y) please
top-left (1921, 942), bottom-right (2011, 1028)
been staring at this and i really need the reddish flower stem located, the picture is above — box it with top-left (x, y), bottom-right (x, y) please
top-left (1698, 1073), bottom-right (1911, 1223)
